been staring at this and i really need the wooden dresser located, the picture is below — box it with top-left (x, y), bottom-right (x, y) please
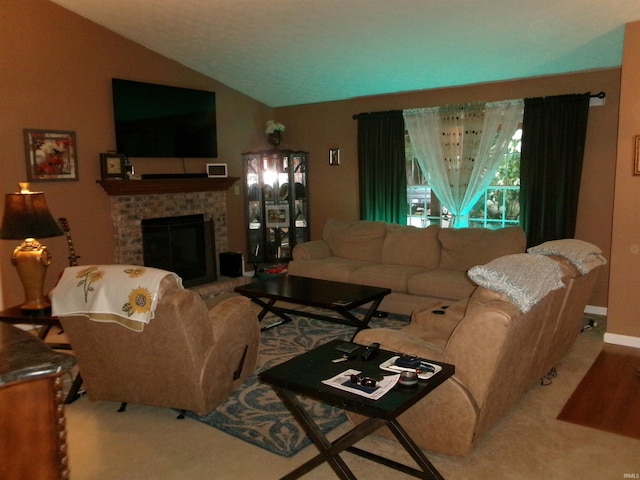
top-left (0, 323), bottom-right (76, 480)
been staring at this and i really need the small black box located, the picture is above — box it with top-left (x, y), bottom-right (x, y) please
top-left (219, 252), bottom-right (244, 277)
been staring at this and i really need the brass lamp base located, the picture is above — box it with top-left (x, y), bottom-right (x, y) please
top-left (11, 238), bottom-right (53, 314)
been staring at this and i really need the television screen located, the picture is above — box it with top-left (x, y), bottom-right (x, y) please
top-left (112, 78), bottom-right (217, 158)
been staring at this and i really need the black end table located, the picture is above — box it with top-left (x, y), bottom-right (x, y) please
top-left (259, 339), bottom-right (455, 479)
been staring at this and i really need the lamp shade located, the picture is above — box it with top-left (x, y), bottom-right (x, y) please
top-left (0, 192), bottom-right (63, 240)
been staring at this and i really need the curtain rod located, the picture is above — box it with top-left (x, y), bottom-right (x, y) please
top-left (353, 93), bottom-right (606, 119)
top-left (352, 109), bottom-right (403, 120)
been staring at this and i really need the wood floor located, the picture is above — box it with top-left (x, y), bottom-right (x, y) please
top-left (557, 343), bottom-right (640, 439)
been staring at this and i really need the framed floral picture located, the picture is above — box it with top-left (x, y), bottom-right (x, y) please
top-left (24, 129), bottom-right (79, 181)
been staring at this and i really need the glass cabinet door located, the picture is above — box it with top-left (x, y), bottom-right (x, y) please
top-left (291, 154), bottom-right (308, 246)
top-left (245, 153), bottom-right (263, 263)
top-left (263, 151), bottom-right (290, 261)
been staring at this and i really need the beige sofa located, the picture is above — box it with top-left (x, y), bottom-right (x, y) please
top-left (288, 218), bottom-right (526, 315)
top-left (350, 241), bottom-right (606, 456)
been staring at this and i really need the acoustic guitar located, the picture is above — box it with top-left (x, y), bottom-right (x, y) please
top-left (57, 217), bottom-right (80, 267)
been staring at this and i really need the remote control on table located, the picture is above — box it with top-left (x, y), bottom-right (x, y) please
top-left (361, 342), bottom-right (380, 361)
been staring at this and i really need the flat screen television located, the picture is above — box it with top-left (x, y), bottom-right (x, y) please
top-left (112, 78), bottom-right (217, 158)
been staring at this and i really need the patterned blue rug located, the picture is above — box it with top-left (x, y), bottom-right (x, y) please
top-left (185, 307), bottom-right (408, 457)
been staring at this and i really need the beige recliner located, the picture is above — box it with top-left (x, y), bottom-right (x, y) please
top-left (56, 273), bottom-right (260, 416)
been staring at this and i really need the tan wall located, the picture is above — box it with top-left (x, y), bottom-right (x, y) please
top-left (276, 69), bottom-right (620, 309)
top-left (608, 21), bottom-right (640, 344)
top-left (1, 0), bottom-right (625, 317)
top-left (0, 0), bottom-right (271, 309)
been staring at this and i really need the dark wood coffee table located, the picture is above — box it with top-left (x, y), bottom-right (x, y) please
top-left (259, 338), bottom-right (455, 479)
top-left (234, 275), bottom-right (391, 339)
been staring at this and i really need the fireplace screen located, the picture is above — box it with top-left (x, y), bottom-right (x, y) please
top-left (141, 214), bottom-right (216, 287)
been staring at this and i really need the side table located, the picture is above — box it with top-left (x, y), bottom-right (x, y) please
top-left (0, 323), bottom-right (76, 479)
top-left (0, 305), bottom-right (83, 404)
top-left (259, 339), bottom-right (455, 479)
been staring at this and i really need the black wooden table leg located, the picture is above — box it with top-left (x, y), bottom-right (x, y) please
top-left (64, 373), bottom-right (84, 404)
top-left (249, 297), bottom-right (294, 331)
top-left (275, 386), bottom-right (356, 480)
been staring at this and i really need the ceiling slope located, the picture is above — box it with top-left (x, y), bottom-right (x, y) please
top-left (50, 0), bottom-right (640, 107)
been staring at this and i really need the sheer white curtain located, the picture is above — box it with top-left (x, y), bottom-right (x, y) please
top-left (404, 99), bottom-right (523, 227)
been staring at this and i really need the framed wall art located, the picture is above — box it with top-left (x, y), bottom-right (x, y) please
top-left (635, 135), bottom-right (640, 175)
top-left (24, 129), bottom-right (79, 182)
top-left (329, 148), bottom-right (340, 166)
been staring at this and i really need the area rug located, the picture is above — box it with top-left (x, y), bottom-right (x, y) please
top-left (557, 344), bottom-right (640, 440)
top-left (185, 307), bottom-right (408, 457)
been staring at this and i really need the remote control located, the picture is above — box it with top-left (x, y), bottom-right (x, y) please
top-left (361, 342), bottom-right (380, 361)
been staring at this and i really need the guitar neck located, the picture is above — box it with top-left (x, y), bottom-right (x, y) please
top-left (65, 233), bottom-right (78, 266)
top-left (57, 218), bottom-right (80, 267)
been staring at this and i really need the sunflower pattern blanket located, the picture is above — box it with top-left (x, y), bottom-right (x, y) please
top-left (51, 265), bottom-right (183, 332)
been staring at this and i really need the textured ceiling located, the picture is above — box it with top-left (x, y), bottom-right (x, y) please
top-left (50, 0), bottom-right (640, 107)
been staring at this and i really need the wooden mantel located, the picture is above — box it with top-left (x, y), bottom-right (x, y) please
top-left (96, 177), bottom-right (239, 196)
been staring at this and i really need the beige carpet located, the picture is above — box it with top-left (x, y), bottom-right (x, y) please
top-left (61, 320), bottom-right (640, 480)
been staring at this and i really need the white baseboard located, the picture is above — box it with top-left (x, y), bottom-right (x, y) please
top-left (583, 305), bottom-right (640, 349)
top-left (603, 332), bottom-right (640, 349)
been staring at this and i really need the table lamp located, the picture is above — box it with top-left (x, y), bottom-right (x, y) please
top-left (0, 183), bottom-right (63, 314)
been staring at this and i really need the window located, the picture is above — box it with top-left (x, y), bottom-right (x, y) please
top-left (406, 129), bottom-right (521, 229)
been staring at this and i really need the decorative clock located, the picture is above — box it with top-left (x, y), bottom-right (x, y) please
top-left (99, 153), bottom-right (127, 179)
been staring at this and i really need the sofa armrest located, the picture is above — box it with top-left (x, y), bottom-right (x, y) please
top-left (292, 240), bottom-right (331, 261)
top-left (354, 328), bottom-right (445, 362)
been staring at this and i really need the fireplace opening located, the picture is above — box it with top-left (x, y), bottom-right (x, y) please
top-left (141, 214), bottom-right (217, 287)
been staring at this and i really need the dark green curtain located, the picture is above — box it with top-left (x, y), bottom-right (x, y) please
top-left (520, 93), bottom-right (590, 247)
top-left (356, 110), bottom-right (407, 223)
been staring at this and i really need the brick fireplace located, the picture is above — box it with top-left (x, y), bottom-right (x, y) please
top-left (108, 190), bottom-right (228, 268)
top-left (98, 178), bottom-right (251, 297)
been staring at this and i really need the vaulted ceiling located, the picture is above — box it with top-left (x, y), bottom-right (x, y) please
top-left (51, 0), bottom-right (640, 107)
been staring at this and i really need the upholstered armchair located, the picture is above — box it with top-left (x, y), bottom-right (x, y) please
top-left (51, 266), bottom-right (260, 416)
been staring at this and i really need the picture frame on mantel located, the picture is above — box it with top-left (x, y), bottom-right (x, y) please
top-left (635, 135), bottom-right (640, 175)
top-left (99, 152), bottom-right (128, 180)
top-left (24, 129), bottom-right (79, 182)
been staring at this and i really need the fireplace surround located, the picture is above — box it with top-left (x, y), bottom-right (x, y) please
top-left (141, 214), bottom-right (216, 287)
top-left (108, 190), bottom-right (228, 277)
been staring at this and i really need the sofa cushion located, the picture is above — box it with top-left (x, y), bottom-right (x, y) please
top-left (407, 268), bottom-right (477, 300)
top-left (349, 264), bottom-right (427, 292)
top-left (287, 257), bottom-right (369, 283)
top-left (381, 224), bottom-right (441, 268)
top-left (322, 218), bottom-right (387, 263)
top-left (438, 226), bottom-right (526, 271)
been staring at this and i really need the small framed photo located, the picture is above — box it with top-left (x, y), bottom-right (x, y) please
top-left (206, 163), bottom-right (228, 178)
top-left (266, 204), bottom-right (290, 228)
top-left (635, 135), bottom-right (640, 175)
top-left (24, 129), bottom-right (79, 181)
top-left (329, 148), bottom-right (340, 166)
top-left (100, 152), bottom-right (127, 179)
